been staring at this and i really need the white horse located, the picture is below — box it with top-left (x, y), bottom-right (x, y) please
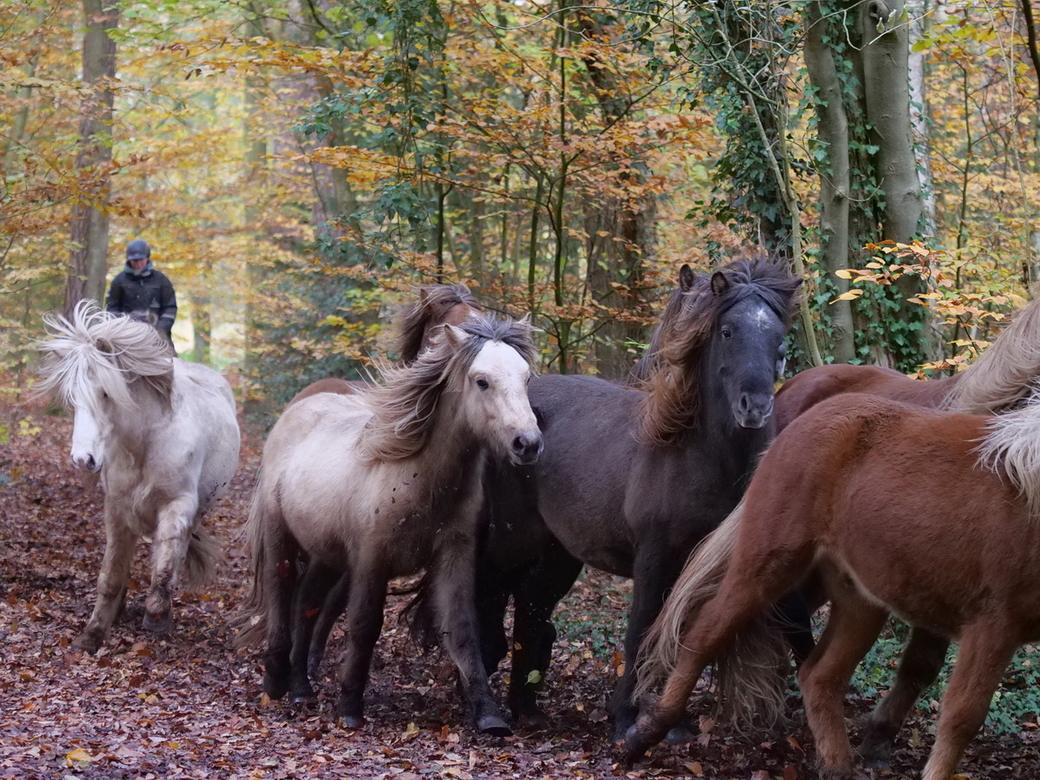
top-left (237, 314), bottom-right (542, 736)
top-left (38, 301), bottom-right (240, 652)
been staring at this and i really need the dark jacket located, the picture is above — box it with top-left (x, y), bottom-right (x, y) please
top-left (105, 261), bottom-right (177, 333)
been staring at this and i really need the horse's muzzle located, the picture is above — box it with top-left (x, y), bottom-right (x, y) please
top-left (736, 393), bottom-right (774, 430)
top-left (510, 433), bottom-right (543, 465)
top-left (73, 453), bottom-right (102, 473)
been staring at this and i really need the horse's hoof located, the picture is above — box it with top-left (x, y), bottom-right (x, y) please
top-left (142, 610), bottom-right (171, 634)
top-left (858, 735), bottom-right (896, 768)
top-left (72, 631), bottom-right (103, 655)
top-left (338, 713), bottom-right (365, 729)
top-left (665, 723), bottom-right (695, 746)
top-left (290, 686), bottom-right (317, 705)
top-left (263, 673), bottom-right (289, 701)
top-left (477, 714), bottom-right (512, 737)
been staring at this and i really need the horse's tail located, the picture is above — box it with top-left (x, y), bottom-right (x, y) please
top-left (634, 500), bottom-right (789, 728)
top-left (399, 572), bottom-right (440, 652)
top-left (233, 473), bottom-right (270, 649)
top-left (183, 526), bottom-right (220, 586)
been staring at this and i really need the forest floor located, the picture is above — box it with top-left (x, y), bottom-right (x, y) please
top-left (2, 390), bottom-right (1040, 780)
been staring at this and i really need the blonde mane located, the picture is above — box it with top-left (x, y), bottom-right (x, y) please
top-left (977, 381), bottom-right (1040, 517)
top-left (359, 315), bottom-right (535, 461)
top-left (37, 300), bottom-right (174, 414)
top-left (946, 295), bottom-right (1040, 414)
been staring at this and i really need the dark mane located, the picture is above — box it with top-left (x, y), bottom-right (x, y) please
top-left (361, 314), bottom-right (535, 461)
top-left (394, 283), bottom-right (482, 364)
top-left (639, 256), bottom-right (801, 444)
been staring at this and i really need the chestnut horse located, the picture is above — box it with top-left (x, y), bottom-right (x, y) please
top-left (768, 294), bottom-right (1040, 761)
top-left (237, 315), bottom-right (541, 735)
top-left (467, 257), bottom-right (801, 737)
top-left (627, 388), bottom-right (1040, 780)
top-left (38, 302), bottom-right (239, 652)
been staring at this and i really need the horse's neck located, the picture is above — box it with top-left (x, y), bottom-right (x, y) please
top-left (417, 401), bottom-right (484, 482)
top-left (103, 382), bottom-right (170, 458)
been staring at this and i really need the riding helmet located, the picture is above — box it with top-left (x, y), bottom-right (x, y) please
top-left (126, 239), bottom-right (151, 260)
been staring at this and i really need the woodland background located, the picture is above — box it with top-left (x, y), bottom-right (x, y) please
top-left (7, 0), bottom-right (1040, 776)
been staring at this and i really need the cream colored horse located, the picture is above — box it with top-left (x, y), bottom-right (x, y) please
top-left (237, 314), bottom-right (541, 735)
top-left (39, 302), bottom-right (240, 652)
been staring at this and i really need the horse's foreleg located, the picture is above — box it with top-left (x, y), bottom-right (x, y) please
top-left (508, 540), bottom-right (582, 727)
top-left (920, 623), bottom-right (1016, 780)
top-left (336, 566), bottom-right (388, 728)
top-left (613, 543), bottom-right (687, 741)
top-left (76, 511), bottom-right (138, 653)
top-left (144, 495), bottom-right (198, 634)
top-left (859, 626), bottom-right (949, 765)
top-left (307, 571), bottom-right (350, 680)
top-left (289, 560), bottom-right (342, 702)
top-left (430, 539), bottom-right (511, 737)
top-left (798, 577), bottom-right (887, 780)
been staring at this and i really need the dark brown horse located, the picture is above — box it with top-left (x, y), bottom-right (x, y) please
top-left (469, 257), bottom-right (801, 738)
top-left (767, 294), bottom-right (1040, 762)
top-left (626, 387), bottom-right (1040, 780)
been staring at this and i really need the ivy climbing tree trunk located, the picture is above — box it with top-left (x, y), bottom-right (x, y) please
top-left (804, 2), bottom-right (855, 363)
top-left (64, 0), bottom-right (118, 316)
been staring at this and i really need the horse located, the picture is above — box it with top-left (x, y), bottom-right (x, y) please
top-left (625, 387), bottom-right (1040, 780)
top-left (286, 282), bottom-right (481, 406)
top-left (235, 314), bottom-right (542, 735)
top-left (465, 257), bottom-right (802, 738)
top-left (282, 283), bottom-right (483, 687)
top-left (762, 293), bottom-right (1040, 762)
top-left (37, 301), bottom-right (240, 653)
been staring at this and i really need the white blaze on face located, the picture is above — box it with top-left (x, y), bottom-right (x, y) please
top-left (70, 400), bottom-right (103, 472)
top-left (467, 341), bottom-right (538, 451)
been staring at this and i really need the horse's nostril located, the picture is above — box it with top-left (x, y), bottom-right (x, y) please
top-left (86, 455), bottom-right (96, 471)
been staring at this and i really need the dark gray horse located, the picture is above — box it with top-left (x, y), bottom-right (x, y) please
top-left (470, 257), bottom-right (802, 738)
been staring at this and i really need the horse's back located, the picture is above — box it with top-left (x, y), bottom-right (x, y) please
top-left (288, 377), bottom-right (367, 407)
top-left (774, 363), bottom-right (956, 432)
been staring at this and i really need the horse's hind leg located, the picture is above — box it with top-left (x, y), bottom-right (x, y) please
top-left (144, 495), bottom-right (199, 634)
top-left (307, 572), bottom-right (350, 680)
top-left (430, 538), bottom-right (511, 736)
top-left (798, 576), bottom-right (887, 780)
top-left (508, 540), bottom-right (582, 727)
top-left (76, 509), bottom-right (138, 653)
top-left (261, 518), bottom-right (299, 701)
top-left (289, 560), bottom-right (342, 702)
top-left (336, 565), bottom-right (388, 728)
top-left (920, 623), bottom-right (1016, 780)
top-left (859, 626), bottom-right (949, 765)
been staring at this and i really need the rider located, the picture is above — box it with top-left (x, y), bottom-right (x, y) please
top-left (105, 239), bottom-right (177, 345)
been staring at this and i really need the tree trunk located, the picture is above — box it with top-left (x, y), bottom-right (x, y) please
top-left (574, 9), bottom-right (657, 379)
top-left (804, 2), bottom-right (855, 363)
top-left (64, 0), bottom-right (118, 316)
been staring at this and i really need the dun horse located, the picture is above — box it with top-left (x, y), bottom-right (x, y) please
top-left (285, 283), bottom-right (482, 682)
top-left (467, 257), bottom-right (801, 737)
top-left (237, 315), bottom-right (541, 735)
top-left (38, 302), bottom-right (240, 652)
top-left (627, 387), bottom-right (1040, 780)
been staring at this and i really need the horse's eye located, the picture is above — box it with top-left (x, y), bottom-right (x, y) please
top-left (721, 328), bottom-right (732, 339)
top-left (476, 378), bottom-right (490, 390)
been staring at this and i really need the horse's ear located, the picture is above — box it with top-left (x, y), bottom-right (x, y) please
top-left (443, 324), bottom-right (469, 349)
top-left (711, 271), bottom-right (730, 297)
top-left (419, 287), bottom-right (431, 305)
top-left (679, 264), bottom-right (696, 293)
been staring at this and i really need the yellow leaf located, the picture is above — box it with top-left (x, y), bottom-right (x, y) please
top-left (833, 269), bottom-right (854, 279)
top-left (830, 289), bottom-right (863, 303)
top-left (402, 721), bottom-right (421, 740)
top-left (66, 749), bottom-right (93, 765)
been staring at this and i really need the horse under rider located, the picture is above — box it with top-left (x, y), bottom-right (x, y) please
top-left (105, 239), bottom-right (177, 347)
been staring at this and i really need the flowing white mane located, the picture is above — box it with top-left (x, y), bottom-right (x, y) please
top-left (37, 300), bottom-right (174, 414)
top-left (977, 381), bottom-right (1040, 517)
